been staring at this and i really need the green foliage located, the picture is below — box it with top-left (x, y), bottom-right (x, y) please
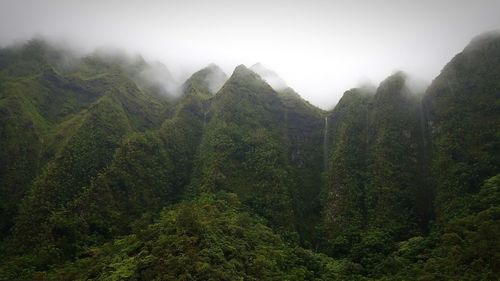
top-left (7, 194), bottom-right (356, 281)
top-left (0, 91), bottom-right (47, 236)
top-left (382, 174), bottom-right (500, 280)
top-left (10, 94), bottom-right (133, 258)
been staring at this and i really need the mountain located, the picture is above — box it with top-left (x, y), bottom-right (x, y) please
top-left (250, 63), bottom-right (288, 91)
top-left (191, 64), bottom-right (296, 232)
top-left (365, 72), bottom-right (426, 239)
top-left (0, 33), bottom-right (499, 280)
top-left (191, 65), bottom-right (325, 242)
top-left (321, 87), bottom-right (373, 255)
top-left (320, 72), bottom-right (432, 271)
top-left (0, 39), bottom-right (171, 239)
top-left (7, 61), bottom-right (223, 265)
top-left (423, 31), bottom-right (500, 222)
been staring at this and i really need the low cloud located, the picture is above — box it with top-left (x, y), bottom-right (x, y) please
top-left (250, 63), bottom-right (288, 91)
top-left (204, 64), bottom-right (227, 94)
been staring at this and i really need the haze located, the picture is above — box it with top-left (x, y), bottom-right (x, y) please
top-left (1, 0), bottom-right (499, 109)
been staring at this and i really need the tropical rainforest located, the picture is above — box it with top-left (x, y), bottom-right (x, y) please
top-left (0, 31), bottom-right (499, 280)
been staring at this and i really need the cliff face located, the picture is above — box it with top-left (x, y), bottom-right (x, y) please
top-left (423, 32), bottom-right (500, 222)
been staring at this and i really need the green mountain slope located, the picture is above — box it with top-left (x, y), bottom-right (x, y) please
top-left (277, 86), bottom-right (325, 245)
top-left (0, 39), bottom-right (172, 254)
top-left (321, 87), bottom-right (373, 255)
top-left (192, 65), bottom-right (296, 233)
top-left (423, 31), bottom-right (500, 222)
top-left (366, 72), bottom-right (425, 239)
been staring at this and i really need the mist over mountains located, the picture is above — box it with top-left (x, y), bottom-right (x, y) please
top-left (0, 35), bottom-right (436, 109)
top-left (0, 30), bottom-right (499, 280)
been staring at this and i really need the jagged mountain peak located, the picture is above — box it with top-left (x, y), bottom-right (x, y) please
top-left (249, 62), bottom-right (288, 91)
top-left (278, 86), bottom-right (301, 98)
top-left (184, 63), bottom-right (227, 95)
top-left (374, 71), bottom-right (413, 101)
top-left (206, 62), bottom-right (223, 71)
top-left (465, 29), bottom-right (500, 52)
top-left (232, 64), bottom-right (253, 75)
top-left (224, 64), bottom-right (273, 91)
top-left (88, 47), bottom-right (148, 71)
top-left (336, 87), bottom-right (373, 106)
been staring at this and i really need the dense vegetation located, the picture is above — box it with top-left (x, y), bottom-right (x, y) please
top-left (0, 32), bottom-right (499, 280)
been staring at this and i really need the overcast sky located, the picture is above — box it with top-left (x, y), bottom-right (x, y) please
top-left (1, 0), bottom-right (499, 109)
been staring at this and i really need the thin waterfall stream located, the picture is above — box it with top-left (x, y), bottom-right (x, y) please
top-left (323, 116), bottom-right (329, 171)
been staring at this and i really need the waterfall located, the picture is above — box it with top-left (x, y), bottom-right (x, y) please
top-left (323, 116), bottom-right (329, 171)
top-left (418, 101), bottom-right (427, 149)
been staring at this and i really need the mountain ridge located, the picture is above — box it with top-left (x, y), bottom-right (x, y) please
top-left (0, 32), bottom-right (499, 280)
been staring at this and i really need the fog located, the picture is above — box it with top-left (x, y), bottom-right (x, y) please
top-left (203, 64), bottom-right (228, 94)
top-left (250, 63), bottom-right (288, 91)
top-left (1, 0), bottom-right (499, 109)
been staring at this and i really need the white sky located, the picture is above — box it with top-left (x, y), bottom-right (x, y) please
top-left (1, 0), bottom-right (499, 109)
